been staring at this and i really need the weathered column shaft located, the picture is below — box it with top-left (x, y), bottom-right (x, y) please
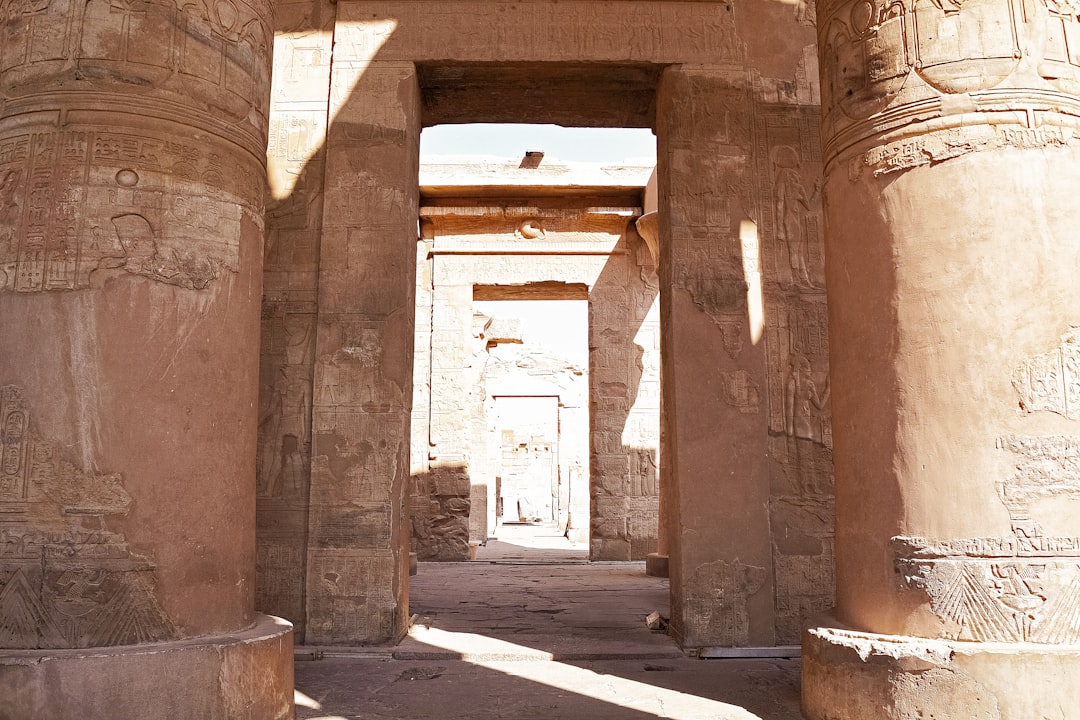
top-left (588, 227), bottom-right (661, 562)
top-left (805, 0), bottom-right (1080, 715)
top-left (0, 0), bottom-right (292, 715)
top-left (305, 34), bottom-right (420, 642)
top-left (657, 64), bottom-right (774, 648)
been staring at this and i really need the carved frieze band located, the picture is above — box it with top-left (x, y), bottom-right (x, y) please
top-left (0, 385), bottom-right (175, 648)
top-left (894, 534), bottom-right (1080, 644)
top-left (0, 0), bottom-right (273, 142)
top-left (818, 0), bottom-right (1080, 164)
top-left (0, 127), bottom-right (255, 292)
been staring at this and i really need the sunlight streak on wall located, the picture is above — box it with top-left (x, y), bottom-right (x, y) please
top-left (740, 220), bottom-right (764, 345)
top-left (267, 20), bottom-right (397, 200)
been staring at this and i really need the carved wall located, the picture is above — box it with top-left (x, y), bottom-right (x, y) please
top-left (255, 0), bottom-right (334, 643)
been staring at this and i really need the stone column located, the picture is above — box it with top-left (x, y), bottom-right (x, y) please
top-left (636, 197), bottom-right (668, 578)
top-left (656, 65), bottom-right (774, 648)
top-left (409, 228), bottom-right (434, 574)
top-left (414, 274), bottom-right (473, 560)
top-left (0, 0), bottom-right (292, 716)
top-left (804, 0), bottom-right (1080, 716)
top-left (305, 25), bottom-right (420, 642)
top-left (256, 0), bottom-right (336, 643)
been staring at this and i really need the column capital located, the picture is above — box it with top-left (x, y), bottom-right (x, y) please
top-left (818, 0), bottom-right (1080, 169)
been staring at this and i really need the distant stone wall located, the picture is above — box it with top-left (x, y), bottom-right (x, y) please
top-left (408, 194), bottom-right (659, 561)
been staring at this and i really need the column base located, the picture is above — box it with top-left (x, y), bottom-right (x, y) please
top-left (803, 616), bottom-right (1080, 720)
top-left (645, 552), bottom-right (669, 577)
top-left (0, 613), bottom-right (294, 720)
top-left (409, 551), bottom-right (418, 576)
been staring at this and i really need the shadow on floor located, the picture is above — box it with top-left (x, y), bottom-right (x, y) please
top-left (295, 543), bottom-right (803, 719)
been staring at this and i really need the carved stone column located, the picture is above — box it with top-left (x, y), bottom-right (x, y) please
top-left (636, 176), bottom-right (668, 578)
top-left (0, 0), bottom-right (292, 716)
top-left (805, 0), bottom-right (1080, 715)
top-left (304, 20), bottom-right (420, 642)
top-left (656, 65), bottom-right (775, 648)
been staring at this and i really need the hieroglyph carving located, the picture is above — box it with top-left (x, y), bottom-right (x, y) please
top-left (856, 125), bottom-right (1078, 177)
top-left (1012, 327), bottom-right (1080, 420)
top-left (0, 385), bottom-right (175, 648)
top-left (0, 130), bottom-right (245, 291)
top-left (720, 370), bottom-right (762, 414)
top-left (894, 533), bottom-right (1080, 643)
top-left (996, 434), bottom-right (1080, 519)
top-left (820, 0), bottom-right (1080, 172)
top-left (685, 559), bottom-right (767, 646)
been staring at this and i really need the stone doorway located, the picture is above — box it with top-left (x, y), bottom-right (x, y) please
top-left (259, 7), bottom-right (834, 651)
top-left (408, 160), bottom-right (661, 565)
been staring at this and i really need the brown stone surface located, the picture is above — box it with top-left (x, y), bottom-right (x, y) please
top-left (805, 0), bottom-right (1080, 713)
top-left (804, 622), bottom-right (1080, 720)
top-left (295, 559), bottom-right (801, 719)
top-left (0, 0), bottom-right (292, 713)
top-left (2, 614), bottom-right (294, 720)
top-left (657, 62), bottom-right (833, 649)
top-left (0, 0), bottom-right (273, 647)
top-left (4, 0), bottom-right (1076, 712)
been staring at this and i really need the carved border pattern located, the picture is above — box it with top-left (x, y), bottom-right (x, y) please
top-left (894, 534), bottom-right (1080, 643)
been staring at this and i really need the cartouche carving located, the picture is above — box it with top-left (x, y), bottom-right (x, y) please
top-left (1012, 327), bottom-right (1080, 420)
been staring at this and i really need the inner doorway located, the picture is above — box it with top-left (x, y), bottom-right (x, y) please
top-left (408, 136), bottom-right (659, 565)
top-left (479, 297), bottom-right (589, 559)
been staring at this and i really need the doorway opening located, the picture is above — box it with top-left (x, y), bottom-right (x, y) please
top-left (409, 133), bottom-right (659, 566)
top-left (477, 297), bottom-right (589, 561)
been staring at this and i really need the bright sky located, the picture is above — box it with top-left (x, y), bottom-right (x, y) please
top-left (421, 124), bottom-right (656, 163)
top-left (475, 299), bottom-right (589, 367)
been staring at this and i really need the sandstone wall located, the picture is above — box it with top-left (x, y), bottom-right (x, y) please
top-left (257, 0), bottom-right (335, 643)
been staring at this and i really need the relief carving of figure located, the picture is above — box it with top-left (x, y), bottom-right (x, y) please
top-left (264, 433), bottom-right (304, 498)
top-left (786, 354), bottom-right (831, 494)
top-left (786, 354), bottom-right (830, 443)
top-left (90, 214), bottom-right (217, 289)
top-left (773, 146), bottom-right (820, 290)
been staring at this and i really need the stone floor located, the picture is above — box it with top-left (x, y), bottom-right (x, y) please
top-left (294, 526), bottom-right (803, 720)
